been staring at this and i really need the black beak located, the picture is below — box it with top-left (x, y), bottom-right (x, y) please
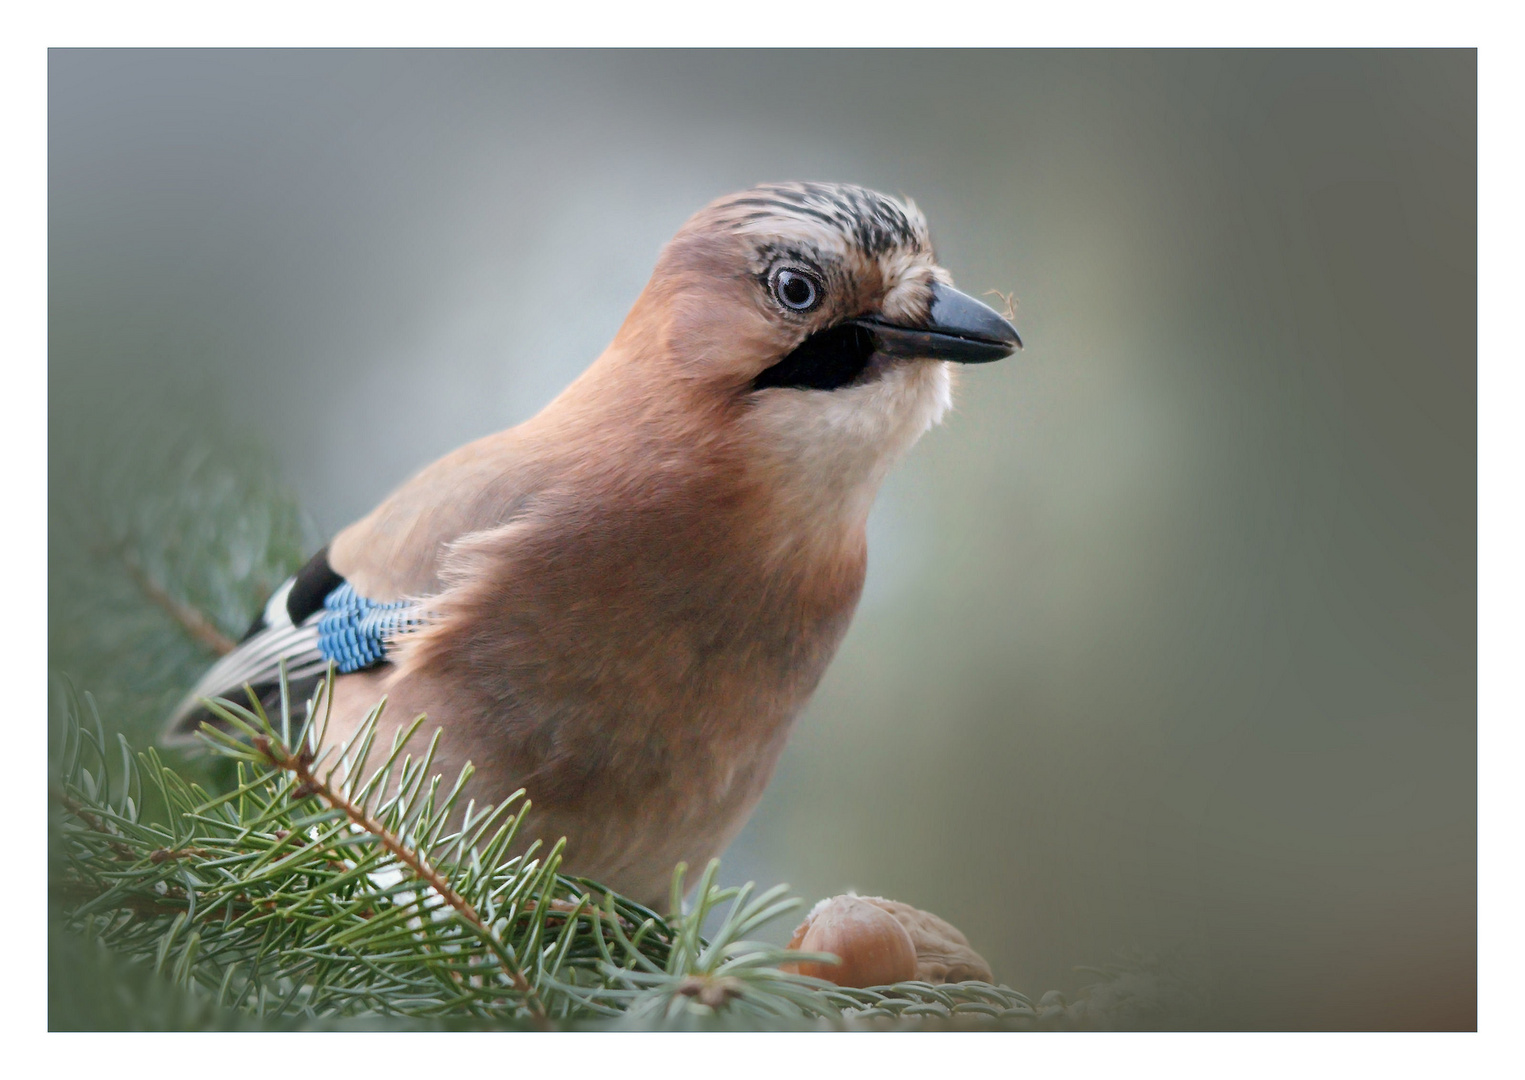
top-left (849, 282), bottom-right (1022, 364)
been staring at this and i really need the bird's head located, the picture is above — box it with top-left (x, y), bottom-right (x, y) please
top-left (582, 182), bottom-right (1021, 533)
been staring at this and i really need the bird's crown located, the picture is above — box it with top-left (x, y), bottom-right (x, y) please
top-left (703, 181), bottom-right (931, 260)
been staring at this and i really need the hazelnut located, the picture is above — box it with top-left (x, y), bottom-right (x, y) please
top-left (854, 896), bottom-right (994, 984)
top-left (784, 894), bottom-right (918, 987)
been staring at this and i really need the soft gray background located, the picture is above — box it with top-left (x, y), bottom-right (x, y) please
top-left (50, 50), bottom-right (1475, 1029)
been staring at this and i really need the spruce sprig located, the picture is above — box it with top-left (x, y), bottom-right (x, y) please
top-left (50, 676), bottom-right (1062, 1030)
top-left (53, 674), bottom-right (672, 1027)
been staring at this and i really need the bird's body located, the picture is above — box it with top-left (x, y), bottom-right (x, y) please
top-left (169, 182), bottom-right (1019, 905)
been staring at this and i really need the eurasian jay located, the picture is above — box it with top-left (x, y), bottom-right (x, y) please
top-left (167, 182), bottom-right (1021, 905)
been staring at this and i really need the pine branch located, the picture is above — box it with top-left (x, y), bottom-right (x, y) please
top-left (244, 721), bottom-right (549, 1025)
top-left (53, 677), bottom-right (679, 1025)
top-left (115, 545), bottom-right (237, 657)
top-left (50, 396), bottom-right (317, 752)
top-left (51, 679), bottom-right (1088, 1030)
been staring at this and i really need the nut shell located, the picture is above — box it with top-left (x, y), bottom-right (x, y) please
top-left (855, 896), bottom-right (995, 983)
top-left (785, 895), bottom-right (918, 988)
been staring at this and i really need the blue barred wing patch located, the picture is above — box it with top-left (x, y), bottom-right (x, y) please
top-left (166, 550), bottom-right (431, 743)
top-left (317, 583), bottom-right (426, 672)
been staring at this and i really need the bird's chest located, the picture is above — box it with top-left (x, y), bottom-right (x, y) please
top-left (368, 486), bottom-right (869, 902)
top-left (399, 494), bottom-right (865, 887)
top-left (541, 564), bottom-right (858, 770)
top-left (494, 523), bottom-right (863, 792)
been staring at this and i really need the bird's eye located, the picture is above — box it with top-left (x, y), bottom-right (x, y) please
top-left (771, 268), bottom-right (821, 312)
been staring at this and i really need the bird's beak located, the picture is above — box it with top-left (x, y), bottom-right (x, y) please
top-left (849, 282), bottom-right (1022, 364)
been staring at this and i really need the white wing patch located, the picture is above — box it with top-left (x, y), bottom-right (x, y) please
top-left (164, 573), bottom-right (330, 738)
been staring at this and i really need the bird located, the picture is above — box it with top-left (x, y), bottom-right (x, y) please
top-left (166, 181), bottom-right (1021, 906)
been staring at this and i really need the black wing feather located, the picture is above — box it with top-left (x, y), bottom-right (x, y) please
top-left (166, 546), bottom-right (347, 743)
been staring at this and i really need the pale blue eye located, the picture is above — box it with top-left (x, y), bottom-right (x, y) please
top-left (773, 269), bottom-right (820, 312)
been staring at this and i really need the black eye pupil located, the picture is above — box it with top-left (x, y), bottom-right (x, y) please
top-left (775, 270), bottom-right (817, 310)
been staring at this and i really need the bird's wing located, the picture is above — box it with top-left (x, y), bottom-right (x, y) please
top-left (326, 429), bottom-right (544, 601)
top-left (165, 429), bottom-right (543, 744)
top-left (162, 546), bottom-right (428, 743)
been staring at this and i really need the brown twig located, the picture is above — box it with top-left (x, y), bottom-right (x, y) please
top-left (51, 790), bottom-right (274, 919)
top-left (51, 785), bottom-right (141, 862)
top-left (53, 873), bottom-right (269, 920)
top-left (254, 734), bottom-right (550, 1026)
top-left (149, 846), bottom-right (212, 863)
top-left (271, 828), bottom-right (352, 872)
top-left (117, 547), bottom-right (237, 656)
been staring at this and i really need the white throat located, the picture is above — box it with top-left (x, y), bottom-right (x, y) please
top-left (745, 360), bottom-right (954, 543)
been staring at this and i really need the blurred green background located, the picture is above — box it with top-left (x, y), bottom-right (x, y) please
top-left (49, 49), bottom-right (1475, 1029)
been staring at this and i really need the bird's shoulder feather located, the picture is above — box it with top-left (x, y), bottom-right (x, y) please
top-left (328, 428), bottom-right (546, 602)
